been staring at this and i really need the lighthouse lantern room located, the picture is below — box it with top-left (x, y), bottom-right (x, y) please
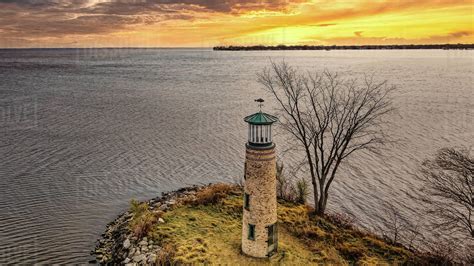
top-left (244, 112), bottom-right (277, 147)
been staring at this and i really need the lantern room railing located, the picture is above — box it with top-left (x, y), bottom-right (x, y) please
top-left (248, 124), bottom-right (272, 145)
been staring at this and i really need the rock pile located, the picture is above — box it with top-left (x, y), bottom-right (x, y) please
top-left (92, 185), bottom-right (204, 265)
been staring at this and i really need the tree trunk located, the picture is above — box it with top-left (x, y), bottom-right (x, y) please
top-left (305, 147), bottom-right (319, 215)
top-left (316, 193), bottom-right (326, 215)
top-left (312, 179), bottom-right (320, 214)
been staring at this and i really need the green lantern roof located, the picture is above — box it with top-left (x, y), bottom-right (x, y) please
top-left (244, 111), bottom-right (278, 125)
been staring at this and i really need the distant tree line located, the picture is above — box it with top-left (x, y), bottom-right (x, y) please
top-left (214, 44), bottom-right (474, 51)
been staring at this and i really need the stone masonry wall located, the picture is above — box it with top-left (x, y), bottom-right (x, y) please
top-left (241, 144), bottom-right (277, 258)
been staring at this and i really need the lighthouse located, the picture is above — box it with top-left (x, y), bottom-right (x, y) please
top-left (241, 99), bottom-right (278, 258)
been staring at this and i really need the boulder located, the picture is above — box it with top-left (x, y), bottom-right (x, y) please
top-left (123, 238), bottom-right (131, 249)
top-left (133, 254), bottom-right (146, 263)
top-left (149, 254), bottom-right (157, 263)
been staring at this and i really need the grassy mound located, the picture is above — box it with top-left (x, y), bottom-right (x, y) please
top-left (138, 184), bottom-right (419, 265)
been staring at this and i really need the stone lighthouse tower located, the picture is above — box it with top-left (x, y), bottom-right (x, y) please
top-left (241, 99), bottom-right (278, 258)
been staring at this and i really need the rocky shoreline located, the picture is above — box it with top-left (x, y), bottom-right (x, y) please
top-left (91, 184), bottom-right (209, 265)
top-left (90, 183), bottom-right (435, 265)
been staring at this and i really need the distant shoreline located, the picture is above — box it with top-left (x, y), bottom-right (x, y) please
top-left (1, 44), bottom-right (473, 50)
top-left (214, 44), bottom-right (474, 51)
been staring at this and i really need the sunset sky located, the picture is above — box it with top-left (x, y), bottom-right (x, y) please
top-left (0, 0), bottom-right (472, 48)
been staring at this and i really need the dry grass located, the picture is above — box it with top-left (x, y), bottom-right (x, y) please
top-left (145, 184), bottom-right (422, 265)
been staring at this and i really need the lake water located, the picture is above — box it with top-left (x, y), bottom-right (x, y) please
top-left (0, 48), bottom-right (472, 264)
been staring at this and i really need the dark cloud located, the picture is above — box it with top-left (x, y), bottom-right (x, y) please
top-left (0, 0), bottom-right (300, 13)
top-left (0, 0), bottom-right (89, 9)
top-left (0, 0), bottom-right (302, 39)
top-left (82, 0), bottom-right (302, 15)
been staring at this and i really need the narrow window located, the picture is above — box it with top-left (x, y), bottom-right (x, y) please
top-left (248, 224), bottom-right (255, 240)
top-left (266, 223), bottom-right (278, 255)
top-left (244, 193), bottom-right (250, 210)
top-left (244, 162), bottom-right (247, 180)
top-left (267, 224), bottom-right (276, 246)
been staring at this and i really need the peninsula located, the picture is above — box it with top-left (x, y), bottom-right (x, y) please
top-left (93, 183), bottom-right (437, 265)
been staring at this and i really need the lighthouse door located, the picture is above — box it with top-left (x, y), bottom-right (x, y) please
top-left (267, 223), bottom-right (277, 256)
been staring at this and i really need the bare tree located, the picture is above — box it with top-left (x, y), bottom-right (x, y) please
top-left (379, 203), bottom-right (411, 244)
top-left (258, 61), bottom-right (395, 215)
top-left (376, 201), bottom-right (425, 249)
top-left (421, 147), bottom-right (474, 238)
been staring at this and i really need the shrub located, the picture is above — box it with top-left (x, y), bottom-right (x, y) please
top-left (191, 183), bottom-right (234, 206)
top-left (130, 199), bottom-right (147, 218)
top-left (276, 161), bottom-right (305, 203)
top-left (155, 243), bottom-right (176, 265)
top-left (325, 212), bottom-right (356, 230)
top-left (286, 183), bottom-right (298, 203)
top-left (295, 178), bottom-right (310, 204)
top-left (129, 199), bottom-right (160, 238)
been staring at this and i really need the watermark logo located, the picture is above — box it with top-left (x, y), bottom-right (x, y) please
top-left (0, 96), bottom-right (37, 131)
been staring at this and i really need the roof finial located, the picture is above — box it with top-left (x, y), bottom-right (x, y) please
top-left (254, 98), bottom-right (264, 111)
